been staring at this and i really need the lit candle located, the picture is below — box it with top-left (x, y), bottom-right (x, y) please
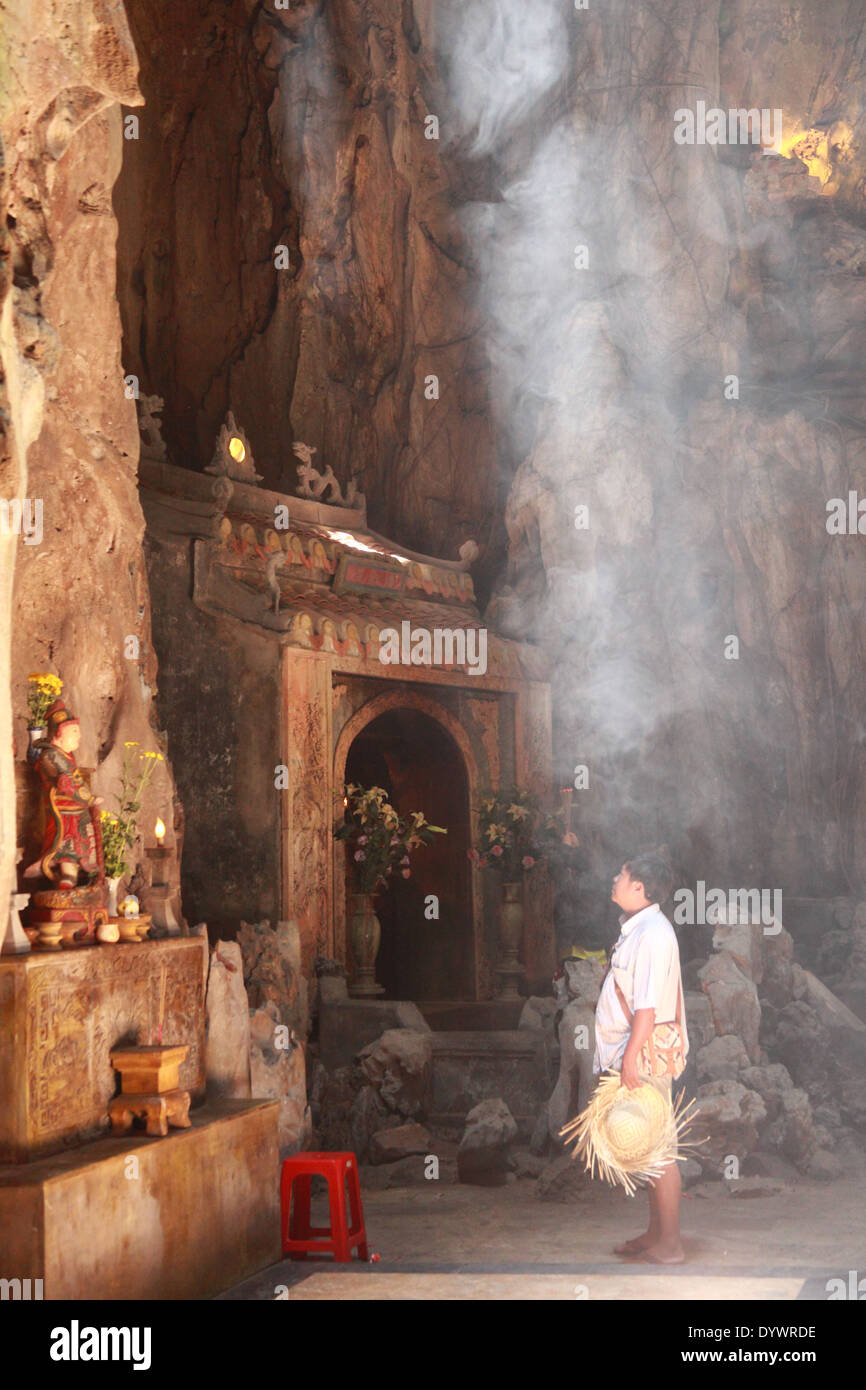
top-left (155, 816), bottom-right (166, 847)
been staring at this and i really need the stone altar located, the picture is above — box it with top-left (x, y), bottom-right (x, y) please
top-left (0, 937), bottom-right (207, 1163)
top-left (0, 1099), bottom-right (279, 1299)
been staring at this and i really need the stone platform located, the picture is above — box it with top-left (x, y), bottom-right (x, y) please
top-left (0, 936), bottom-right (207, 1163)
top-left (417, 1000), bottom-right (523, 1031)
top-left (430, 1030), bottom-right (554, 1140)
top-left (0, 1098), bottom-right (280, 1299)
top-left (318, 997), bottom-right (430, 1070)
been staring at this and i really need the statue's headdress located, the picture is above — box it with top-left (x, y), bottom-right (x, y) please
top-left (45, 699), bottom-right (79, 739)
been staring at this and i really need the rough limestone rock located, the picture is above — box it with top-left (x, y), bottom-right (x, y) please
top-left (799, 969), bottom-right (866, 1035)
top-left (1, 0), bottom-right (178, 922)
top-left (727, 1177), bottom-right (789, 1200)
top-left (802, 1149), bottom-right (845, 1182)
top-left (696, 1035), bottom-right (751, 1082)
top-left (369, 1123), bottom-right (432, 1166)
top-left (547, 999), bottom-right (597, 1143)
top-left (361, 1152), bottom-right (454, 1190)
top-left (740, 1064), bottom-right (795, 1121)
top-left (249, 1000), bottom-right (310, 1156)
top-left (742, 1151), bottom-right (800, 1182)
top-left (205, 941), bottom-right (250, 1099)
top-left (828, 908), bottom-right (866, 1022)
top-left (349, 1085), bottom-right (401, 1163)
top-left (563, 960), bottom-right (606, 1005)
top-left (359, 1029), bottom-right (433, 1119)
top-left (310, 1061), bottom-right (365, 1153)
top-left (114, 0), bottom-right (499, 575)
top-left (238, 918), bottom-right (308, 1039)
top-left (761, 1087), bottom-right (815, 1165)
top-left (679, 1157), bottom-right (704, 1188)
top-left (684, 991), bottom-right (715, 1048)
top-left (535, 1153), bottom-right (594, 1203)
top-left (457, 1098), bottom-right (518, 1186)
top-left (760, 924), bottom-right (795, 1009)
top-left (694, 1080), bottom-right (768, 1171)
top-left (772, 997), bottom-right (866, 1131)
top-left (512, 1149), bottom-right (547, 1180)
top-left (712, 915), bottom-right (763, 986)
top-left (518, 996), bottom-right (559, 1036)
top-left (699, 954), bottom-right (761, 1062)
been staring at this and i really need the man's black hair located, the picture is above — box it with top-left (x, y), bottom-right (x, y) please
top-left (624, 846), bottom-right (674, 904)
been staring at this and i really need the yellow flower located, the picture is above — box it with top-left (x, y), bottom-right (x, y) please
top-left (124, 741), bottom-right (139, 748)
top-left (156, 754), bottom-right (164, 761)
top-left (144, 751), bottom-right (157, 759)
top-left (507, 803), bottom-right (529, 821)
top-left (411, 811), bottom-right (426, 829)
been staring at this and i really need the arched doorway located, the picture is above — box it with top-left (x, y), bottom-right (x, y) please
top-left (344, 708), bottom-right (473, 1000)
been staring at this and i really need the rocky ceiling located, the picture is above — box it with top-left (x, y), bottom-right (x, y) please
top-left (5, 0), bottom-right (866, 923)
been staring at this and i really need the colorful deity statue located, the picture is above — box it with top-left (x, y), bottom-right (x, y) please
top-left (25, 699), bottom-right (104, 888)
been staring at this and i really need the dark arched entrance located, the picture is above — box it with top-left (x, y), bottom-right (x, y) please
top-left (344, 708), bottom-right (472, 1000)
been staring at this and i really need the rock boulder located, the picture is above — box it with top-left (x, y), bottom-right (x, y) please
top-left (205, 941), bottom-right (250, 1099)
top-left (248, 1000), bottom-right (311, 1156)
top-left (696, 1034), bottom-right (751, 1082)
top-left (694, 1079), bottom-right (768, 1171)
top-left (699, 954), bottom-right (761, 1062)
top-left (457, 1098), bottom-right (518, 1186)
top-left (359, 1029), bottom-right (433, 1118)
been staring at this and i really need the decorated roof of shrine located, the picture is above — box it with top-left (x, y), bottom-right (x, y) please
top-left (139, 458), bottom-right (549, 681)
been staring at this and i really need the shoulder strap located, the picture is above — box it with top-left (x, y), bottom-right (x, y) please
top-left (615, 974), bottom-right (683, 1028)
top-left (613, 978), bottom-right (633, 1026)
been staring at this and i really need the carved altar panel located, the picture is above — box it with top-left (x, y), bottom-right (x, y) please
top-left (281, 650), bottom-right (333, 973)
top-left (516, 682), bottom-right (556, 990)
top-left (466, 696), bottom-right (501, 787)
top-left (0, 937), bottom-right (207, 1163)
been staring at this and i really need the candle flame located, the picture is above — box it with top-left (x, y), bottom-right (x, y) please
top-left (155, 817), bottom-right (166, 841)
top-left (228, 436), bottom-right (246, 463)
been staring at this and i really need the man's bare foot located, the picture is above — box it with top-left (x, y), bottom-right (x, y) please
top-left (613, 1234), bottom-right (655, 1255)
top-left (629, 1241), bottom-right (685, 1264)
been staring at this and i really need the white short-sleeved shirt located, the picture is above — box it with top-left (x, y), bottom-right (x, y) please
top-left (593, 903), bottom-right (689, 1074)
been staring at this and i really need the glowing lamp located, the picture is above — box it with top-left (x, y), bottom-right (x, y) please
top-left (155, 817), bottom-right (166, 846)
top-left (229, 436), bottom-right (246, 463)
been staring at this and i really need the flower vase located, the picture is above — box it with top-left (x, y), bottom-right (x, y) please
top-left (107, 876), bottom-right (123, 920)
top-left (494, 879), bottom-right (526, 1000)
top-left (348, 892), bottom-right (385, 997)
top-left (26, 727), bottom-right (45, 764)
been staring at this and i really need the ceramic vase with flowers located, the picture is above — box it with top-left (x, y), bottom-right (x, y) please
top-left (25, 672), bottom-right (63, 758)
top-left (100, 741), bottom-right (164, 925)
top-left (335, 784), bottom-right (446, 997)
top-left (469, 787), bottom-right (551, 1000)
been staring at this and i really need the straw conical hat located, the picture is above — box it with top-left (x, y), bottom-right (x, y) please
top-left (559, 1074), bottom-right (702, 1197)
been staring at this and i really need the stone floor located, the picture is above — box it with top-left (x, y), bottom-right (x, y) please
top-left (221, 1164), bottom-right (866, 1301)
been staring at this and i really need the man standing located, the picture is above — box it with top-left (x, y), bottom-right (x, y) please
top-left (593, 847), bottom-right (688, 1264)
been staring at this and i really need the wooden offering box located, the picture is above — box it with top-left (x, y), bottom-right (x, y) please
top-left (110, 1044), bottom-right (190, 1096)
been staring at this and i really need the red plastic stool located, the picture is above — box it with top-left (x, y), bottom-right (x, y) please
top-left (280, 1151), bottom-right (369, 1262)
